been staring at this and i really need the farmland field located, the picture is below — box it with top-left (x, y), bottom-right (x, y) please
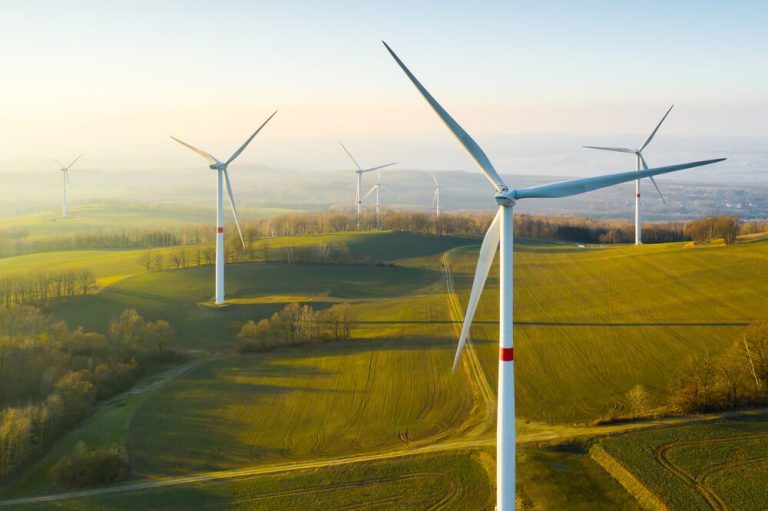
top-left (598, 410), bottom-right (768, 511)
top-left (447, 238), bottom-right (768, 423)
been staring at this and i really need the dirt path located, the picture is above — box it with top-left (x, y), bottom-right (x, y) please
top-left (0, 438), bottom-right (494, 507)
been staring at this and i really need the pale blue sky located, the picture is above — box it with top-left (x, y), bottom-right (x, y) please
top-left (0, 0), bottom-right (766, 173)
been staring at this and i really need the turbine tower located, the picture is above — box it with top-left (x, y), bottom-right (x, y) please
top-left (584, 106), bottom-right (674, 245)
top-left (53, 155), bottom-right (81, 218)
top-left (364, 168), bottom-right (383, 229)
top-left (338, 141), bottom-right (395, 229)
top-left (171, 111), bottom-right (276, 305)
top-left (430, 173), bottom-right (440, 218)
top-left (383, 41), bottom-right (724, 511)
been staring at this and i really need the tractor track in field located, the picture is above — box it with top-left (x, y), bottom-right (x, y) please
top-left (0, 438), bottom-right (494, 507)
top-left (652, 432), bottom-right (768, 511)
top-left (441, 251), bottom-right (496, 435)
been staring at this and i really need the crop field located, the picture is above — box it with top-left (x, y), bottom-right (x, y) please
top-left (598, 410), bottom-right (768, 511)
top-left (9, 450), bottom-right (493, 510)
top-left (125, 339), bottom-right (476, 475)
top-left (446, 238), bottom-right (768, 423)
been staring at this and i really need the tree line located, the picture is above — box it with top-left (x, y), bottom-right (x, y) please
top-left (0, 268), bottom-right (96, 307)
top-left (0, 306), bottom-right (177, 482)
top-left (236, 302), bottom-right (356, 353)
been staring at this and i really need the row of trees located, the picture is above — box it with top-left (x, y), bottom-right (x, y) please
top-left (0, 306), bottom-right (176, 481)
top-left (236, 302), bottom-right (355, 353)
top-left (0, 269), bottom-right (95, 307)
top-left (684, 216), bottom-right (741, 245)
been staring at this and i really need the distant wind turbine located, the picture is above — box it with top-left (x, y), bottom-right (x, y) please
top-left (584, 105), bottom-right (674, 245)
top-left (383, 41), bottom-right (725, 511)
top-left (364, 168), bottom-right (384, 229)
top-left (430, 173), bottom-right (440, 218)
top-left (53, 154), bottom-right (82, 218)
top-left (171, 111), bottom-right (277, 305)
top-left (339, 141), bottom-right (395, 229)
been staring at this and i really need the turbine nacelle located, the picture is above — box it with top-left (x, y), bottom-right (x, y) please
top-left (209, 161), bottom-right (227, 171)
top-left (494, 192), bottom-right (515, 207)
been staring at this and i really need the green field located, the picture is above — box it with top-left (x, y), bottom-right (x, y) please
top-left (0, 204), bottom-right (292, 239)
top-left (448, 238), bottom-right (768, 423)
top-left (599, 410), bottom-right (768, 511)
top-left (8, 450), bottom-right (494, 511)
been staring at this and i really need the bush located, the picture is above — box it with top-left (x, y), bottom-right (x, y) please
top-left (52, 444), bottom-right (129, 489)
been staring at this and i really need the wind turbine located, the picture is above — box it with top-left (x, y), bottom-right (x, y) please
top-left (383, 41), bottom-right (724, 511)
top-left (338, 141), bottom-right (395, 229)
top-left (53, 155), bottom-right (81, 218)
top-left (364, 168), bottom-right (383, 229)
top-left (430, 173), bottom-right (440, 218)
top-left (171, 111), bottom-right (277, 305)
top-left (584, 106), bottom-right (674, 245)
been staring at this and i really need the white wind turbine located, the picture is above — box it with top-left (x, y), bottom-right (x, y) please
top-left (171, 111), bottom-right (277, 305)
top-left (338, 141), bottom-right (395, 229)
top-left (52, 154), bottom-right (82, 218)
top-left (430, 173), bottom-right (440, 218)
top-left (364, 168), bottom-right (384, 229)
top-left (584, 105), bottom-right (674, 245)
top-left (383, 41), bottom-right (724, 511)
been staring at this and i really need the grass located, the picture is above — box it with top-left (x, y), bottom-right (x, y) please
top-left (125, 341), bottom-right (475, 476)
top-left (517, 443), bottom-right (641, 510)
top-left (447, 237), bottom-right (768, 423)
top-left (599, 410), bottom-right (768, 511)
top-left (10, 450), bottom-right (494, 510)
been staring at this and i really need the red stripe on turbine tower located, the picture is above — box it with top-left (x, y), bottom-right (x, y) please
top-left (500, 347), bottom-right (514, 361)
top-left (636, 193), bottom-right (640, 198)
top-left (217, 227), bottom-right (223, 233)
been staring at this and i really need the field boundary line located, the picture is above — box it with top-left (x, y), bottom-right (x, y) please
top-left (589, 444), bottom-right (670, 511)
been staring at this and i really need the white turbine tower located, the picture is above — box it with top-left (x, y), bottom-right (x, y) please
top-left (430, 173), bottom-right (440, 218)
top-left (339, 141), bottom-right (395, 229)
top-left (383, 41), bottom-right (724, 511)
top-left (364, 169), bottom-right (383, 229)
top-left (584, 105), bottom-right (674, 245)
top-left (171, 111), bottom-right (277, 305)
top-left (53, 154), bottom-right (81, 218)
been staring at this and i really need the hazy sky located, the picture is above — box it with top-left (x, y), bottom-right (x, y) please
top-left (1, 0), bottom-right (766, 174)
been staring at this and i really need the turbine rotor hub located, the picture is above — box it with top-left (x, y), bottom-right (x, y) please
top-left (494, 191), bottom-right (516, 207)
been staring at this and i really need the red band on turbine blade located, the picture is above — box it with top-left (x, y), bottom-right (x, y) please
top-left (636, 193), bottom-right (640, 198)
top-left (217, 227), bottom-right (223, 233)
top-left (500, 347), bottom-right (514, 361)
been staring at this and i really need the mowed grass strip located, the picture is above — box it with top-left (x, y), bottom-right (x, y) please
top-left (599, 411), bottom-right (768, 511)
top-left (446, 238), bottom-right (768, 423)
top-left (8, 450), bottom-right (493, 511)
top-left (125, 341), bottom-right (475, 476)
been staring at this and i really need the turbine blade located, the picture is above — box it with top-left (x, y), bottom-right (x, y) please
top-left (65, 169), bottom-right (70, 185)
top-left (339, 141), bottom-right (362, 171)
top-left (583, 146), bottom-right (636, 154)
top-left (364, 185), bottom-right (378, 198)
top-left (52, 158), bottom-right (66, 168)
top-left (639, 105), bottom-right (674, 152)
top-left (383, 41), bottom-right (507, 192)
top-left (452, 210), bottom-right (501, 372)
top-left (639, 154), bottom-right (666, 203)
top-left (648, 176), bottom-right (666, 204)
top-left (430, 172), bottom-right (439, 186)
top-left (170, 136), bottom-right (217, 164)
top-left (65, 154), bottom-right (82, 170)
top-left (432, 188), bottom-right (438, 206)
top-left (223, 169), bottom-right (245, 247)
top-left (512, 159), bottom-right (725, 200)
top-left (360, 162), bottom-right (396, 173)
top-left (225, 110), bottom-right (277, 165)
